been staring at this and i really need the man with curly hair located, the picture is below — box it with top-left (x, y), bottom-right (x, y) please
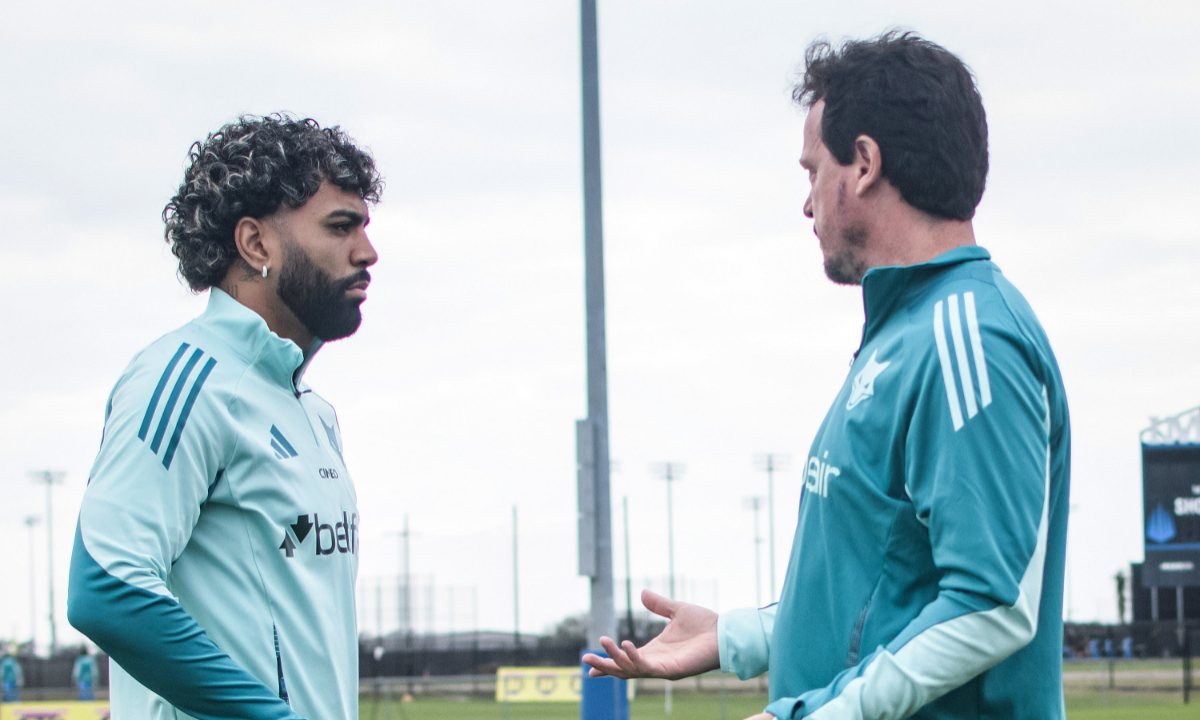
top-left (583, 32), bottom-right (1070, 720)
top-left (67, 114), bottom-right (382, 720)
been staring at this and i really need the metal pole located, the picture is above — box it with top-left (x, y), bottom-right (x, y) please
top-left (754, 455), bottom-right (788, 602)
top-left (1179, 586), bottom-right (1186, 652)
top-left (29, 471), bottom-right (63, 654)
top-left (623, 496), bottom-right (636, 645)
top-left (767, 460), bottom-right (775, 600)
top-left (667, 477), bottom-right (675, 600)
top-left (24, 516), bottom-right (39, 650)
top-left (752, 499), bottom-right (762, 607)
top-left (579, 0), bottom-right (616, 650)
top-left (404, 515), bottom-right (411, 649)
top-left (513, 506), bottom-right (520, 658)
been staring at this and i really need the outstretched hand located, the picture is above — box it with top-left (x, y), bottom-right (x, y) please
top-left (581, 589), bottom-right (719, 680)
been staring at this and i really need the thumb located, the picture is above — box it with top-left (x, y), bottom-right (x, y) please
top-left (641, 589), bottom-right (679, 619)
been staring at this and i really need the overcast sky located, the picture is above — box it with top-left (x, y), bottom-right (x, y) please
top-left (2, 0), bottom-right (1198, 650)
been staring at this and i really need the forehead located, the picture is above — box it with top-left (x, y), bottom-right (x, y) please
top-left (800, 100), bottom-right (825, 165)
top-left (275, 181), bottom-right (369, 225)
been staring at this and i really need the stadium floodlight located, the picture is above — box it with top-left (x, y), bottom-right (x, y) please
top-left (753, 454), bottom-right (791, 601)
top-left (24, 515), bottom-right (40, 650)
top-left (649, 463), bottom-right (686, 600)
top-left (29, 471), bottom-right (64, 654)
top-left (741, 497), bottom-right (766, 608)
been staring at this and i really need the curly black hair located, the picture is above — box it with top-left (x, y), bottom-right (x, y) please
top-left (163, 114), bottom-right (383, 292)
top-left (794, 31), bottom-right (988, 221)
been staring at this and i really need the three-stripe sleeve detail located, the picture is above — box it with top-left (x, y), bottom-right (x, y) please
top-left (963, 291), bottom-right (992, 408)
top-left (151, 349), bottom-right (203, 453)
top-left (932, 301), bottom-right (964, 431)
top-left (139, 343), bottom-right (189, 441)
top-left (138, 344), bottom-right (217, 468)
top-left (947, 294), bottom-right (978, 420)
top-left (162, 357), bottom-right (217, 470)
top-left (933, 293), bottom-right (990, 431)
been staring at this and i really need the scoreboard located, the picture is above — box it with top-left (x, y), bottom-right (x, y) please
top-left (1142, 443), bottom-right (1200, 587)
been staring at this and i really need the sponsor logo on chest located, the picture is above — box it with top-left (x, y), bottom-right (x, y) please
top-left (805, 451), bottom-right (840, 498)
top-left (279, 511), bottom-right (359, 558)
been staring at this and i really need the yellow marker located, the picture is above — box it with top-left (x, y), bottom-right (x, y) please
top-left (0, 700), bottom-right (110, 720)
top-left (495, 667), bottom-right (582, 702)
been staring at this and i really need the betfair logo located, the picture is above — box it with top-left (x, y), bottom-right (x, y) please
top-left (805, 452), bottom-right (839, 498)
top-left (278, 512), bottom-right (358, 558)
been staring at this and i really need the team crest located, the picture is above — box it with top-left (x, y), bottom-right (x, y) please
top-left (846, 350), bottom-right (892, 410)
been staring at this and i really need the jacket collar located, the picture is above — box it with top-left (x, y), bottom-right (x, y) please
top-left (196, 288), bottom-right (324, 392)
top-left (858, 245), bottom-right (991, 348)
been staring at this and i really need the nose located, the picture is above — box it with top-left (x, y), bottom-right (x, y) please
top-left (352, 230), bottom-right (378, 269)
top-left (803, 192), bottom-right (814, 219)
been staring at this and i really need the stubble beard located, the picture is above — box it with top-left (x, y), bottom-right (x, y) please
top-left (822, 181), bottom-right (868, 285)
top-left (276, 242), bottom-right (370, 342)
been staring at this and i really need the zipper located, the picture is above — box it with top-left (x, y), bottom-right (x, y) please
top-left (845, 598), bottom-right (872, 668)
top-left (274, 625), bottom-right (290, 704)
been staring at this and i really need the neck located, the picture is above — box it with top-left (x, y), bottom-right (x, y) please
top-left (862, 203), bottom-right (976, 271)
top-left (217, 275), bottom-right (316, 356)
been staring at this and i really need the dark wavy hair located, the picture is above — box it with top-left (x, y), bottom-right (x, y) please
top-left (794, 31), bottom-right (988, 221)
top-left (163, 114), bottom-right (383, 292)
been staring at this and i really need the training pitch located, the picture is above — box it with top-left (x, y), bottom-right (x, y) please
top-left (358, 692), bottom-right (1200, 720)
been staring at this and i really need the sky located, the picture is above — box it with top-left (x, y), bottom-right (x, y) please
top-left (1, 0), bottom-right (1199, 652)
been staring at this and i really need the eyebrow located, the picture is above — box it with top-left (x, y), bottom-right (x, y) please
top-left (325, 209), bottom-right (369, 226)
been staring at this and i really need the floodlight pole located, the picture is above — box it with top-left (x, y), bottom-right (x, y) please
top-left (754, 454), bottom-right (790, 601)
top-left (29, 471), bottom-right (64, 654)
top-left (386, 516), bottom-right (412, 648)
top-left (513, 505), bottom-right (521, 658)
top-left (651, 464), bottom-right (685, 600)
top-left (742, 498), bottom-right (764, 608)
top-left (24, 515), bottom-right (40, 650)
top-left (623, 496), bottom-right (636, 645)
top-left (577, 0), bottom-right (617, 650)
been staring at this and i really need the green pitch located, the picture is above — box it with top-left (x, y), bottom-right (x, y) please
top-left (359, 693), bottom-right (1200, 720)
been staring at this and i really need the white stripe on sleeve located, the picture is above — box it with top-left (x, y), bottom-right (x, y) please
top-left (807, 388), bottom-right (1052, 720)
top-left (932, 300), bottom-right (964, 431)
top-left (947, 294), bottom-right (978, 419)
top-left (963, 291), bottom-right (992, 408)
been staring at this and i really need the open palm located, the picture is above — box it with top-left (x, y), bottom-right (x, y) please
top-left (582, 589), bottom-right (719, 680)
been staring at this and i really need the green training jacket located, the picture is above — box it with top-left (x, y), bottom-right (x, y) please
top-left (68, 288), bottom-right (359, 720)
top-left (719, 246), bottom-right (1070, 719)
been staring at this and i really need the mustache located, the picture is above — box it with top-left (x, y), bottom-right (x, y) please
top-left (335, 269), bottom-right (371, 293)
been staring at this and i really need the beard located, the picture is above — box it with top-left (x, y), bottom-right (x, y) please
top-left (277, 243), bottom-right (370, 342)
top-left (823, 249), bottom-right (867, 285)
top-left (821, 181), bottom-right (868, 285)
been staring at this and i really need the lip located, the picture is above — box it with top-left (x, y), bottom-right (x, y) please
top-left (345, 281), bottom-right (369, 301)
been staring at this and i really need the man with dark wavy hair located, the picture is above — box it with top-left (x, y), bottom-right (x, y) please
top-left (67, 114), bottom-right (382, 720)
top-left (584, 32), bottom-right (1070, 720)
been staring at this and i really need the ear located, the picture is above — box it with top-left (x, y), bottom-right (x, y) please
top-left (232, 216), bottom-right (271, 278)
top-left (852, 134), bottom-right (883, 197)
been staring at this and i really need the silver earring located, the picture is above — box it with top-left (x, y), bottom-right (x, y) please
top-left (262, 266), bottom-right (268, 279)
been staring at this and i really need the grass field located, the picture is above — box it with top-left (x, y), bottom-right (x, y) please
top-left (359, 692), bottom-right (1200, 720)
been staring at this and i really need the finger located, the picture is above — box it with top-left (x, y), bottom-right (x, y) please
top-left (581, 654), bottom-right (623, 677)
top-left (598, 636), bottom-right (637, 672)
top-left (641, 589), bottom-right (678, 619)
top-left (623, 639), bottom-right (647, 667)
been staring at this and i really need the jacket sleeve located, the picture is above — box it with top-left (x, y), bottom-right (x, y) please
top-left (767, 291), bottom-right (1052, 720)
top-left (67, 343), bottom-right (302, 720)
top-left (718, 604), bottom-right (777, 680)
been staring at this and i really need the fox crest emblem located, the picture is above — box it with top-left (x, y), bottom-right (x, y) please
top-left (846, 350), bottom-right (892, 410)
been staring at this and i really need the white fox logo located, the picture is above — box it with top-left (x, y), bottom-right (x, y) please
top-left (846, 350), bottom-right (891, 410)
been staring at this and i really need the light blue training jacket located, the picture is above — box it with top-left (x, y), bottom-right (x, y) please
top-left (68, 288), bottom-right (360, 720)
top-left (719, 246), bottom-right (1070, 719)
